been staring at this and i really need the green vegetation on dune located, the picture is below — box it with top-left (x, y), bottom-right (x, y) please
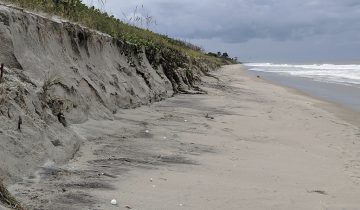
top-left (2, 0), bottom-right (235, 66)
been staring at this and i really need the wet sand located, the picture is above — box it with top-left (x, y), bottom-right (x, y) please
top-left (247, 70), bottom-right (360, 113)
top-left (10, 64), bottom-right (360, 210)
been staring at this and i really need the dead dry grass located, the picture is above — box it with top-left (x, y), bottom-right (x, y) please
top-left (0, 180), bottom-right (24, 210)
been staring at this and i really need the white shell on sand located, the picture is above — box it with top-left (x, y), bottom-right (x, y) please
top-left (111, 199), bottom-right (117, 205)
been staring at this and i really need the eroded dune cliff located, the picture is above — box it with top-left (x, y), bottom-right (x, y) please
top-left (0, 3), bottom-right (216, 186)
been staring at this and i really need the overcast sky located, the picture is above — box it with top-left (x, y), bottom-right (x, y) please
top-left (83, 0), bottom-right (360, 63)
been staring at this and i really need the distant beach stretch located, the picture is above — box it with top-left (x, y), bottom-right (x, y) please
top-left (246, 63), bottom-right (360, 86)
top-left (246, 63), bottom-right (360, 112)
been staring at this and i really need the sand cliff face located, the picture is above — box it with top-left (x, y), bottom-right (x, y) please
top-left (0, 3), bottom-right (215, 182)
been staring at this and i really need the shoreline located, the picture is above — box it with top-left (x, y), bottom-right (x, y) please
top-left (10, 64), bottom-right (360, 210)
top-left (245, 65), bottom-right (360, 113)
top-left (260, 73), bottom-right (360, 128)
top-left (243, 68), bottom-right (360, 128)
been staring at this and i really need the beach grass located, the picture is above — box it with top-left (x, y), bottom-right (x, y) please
top-left (1, 0), bottom-right (232, 66)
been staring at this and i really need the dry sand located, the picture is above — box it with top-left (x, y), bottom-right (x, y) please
top-left (11, 64), bottom-right (360, 210)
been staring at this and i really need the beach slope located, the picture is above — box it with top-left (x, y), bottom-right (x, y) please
top-left (12, 64), bottom-right (360, 210)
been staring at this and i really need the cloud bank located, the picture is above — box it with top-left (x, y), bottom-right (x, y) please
top-left (83, 0), bottom-right (360, 62)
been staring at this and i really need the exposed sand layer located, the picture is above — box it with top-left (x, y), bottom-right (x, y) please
top-left (10, 64), bottom-right (360, 209)
top-left (0, 2), bottom-right (215, 185)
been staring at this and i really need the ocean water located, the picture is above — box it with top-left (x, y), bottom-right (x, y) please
top-left (245, 63), bottom-right (360, 112)
top-left (246, 63), bottom-right (360, 87)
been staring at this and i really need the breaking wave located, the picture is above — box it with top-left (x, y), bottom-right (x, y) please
top-left (245, 63), bottom-right (360, 86)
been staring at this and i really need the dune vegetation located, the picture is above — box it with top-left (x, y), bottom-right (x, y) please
top-left (2, 0), bottom-right (236, 66)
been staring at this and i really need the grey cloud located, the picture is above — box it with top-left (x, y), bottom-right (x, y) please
top-left (169, 0), bottom-right (360, 43)
top-left (86, 0), bottom-right (360, 43)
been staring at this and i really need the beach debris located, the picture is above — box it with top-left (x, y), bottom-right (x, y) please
top-left (163, 136), bottom-right (167, 140)
top-left (51, 139), bottom-right (62, 147)
top-left (125, 205), bottom-right (132, 209)
top-left (145, 129), bottom-right (149, 133)
top-left (307, 190), bottom-right (327, 195)
top-left (17, 116), bottom-right (22, 131)
top-left (103, 173), bottom-right (117, 178)
top-left (57, 112), bottom-right (67, 127)
top-left (111, 199), bottom-right (117, 205)
top-left (205, 113), bottom-right (214, 119)
top-left (98, 172), bottom-right (117, 178)
top-left (0, 63), bottom-right (4, 83)
top-left (184, 119), bottom-right (188, 122)
top-left (150, 178), bottom-right (153, 182)
top-left (179, 203), bottom-right (184, 207)
top-left (257, 75), bottom-right (260, 78)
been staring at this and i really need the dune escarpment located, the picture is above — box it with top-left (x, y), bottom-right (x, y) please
top-left (0, 3), bottom-right (216, 183)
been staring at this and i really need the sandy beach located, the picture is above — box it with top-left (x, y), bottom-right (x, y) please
top-left (10, 64), bottom-right (360, 210)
